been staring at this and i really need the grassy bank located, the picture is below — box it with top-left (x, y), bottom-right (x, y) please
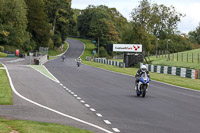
top-left (48, 42), bottom-right (69, 57)
top-left (0, 52), bottom-right (7, 57)
top-left (70, 37), bottom-right (200, 91)
top-left (0, 117), bottom-right (93, 133)
top-left (68, 37), bottom-right (96, 60)
top-left (149, 49), bottom-right (200, 70)
top-left (0, 66), bottom-right (13, 105)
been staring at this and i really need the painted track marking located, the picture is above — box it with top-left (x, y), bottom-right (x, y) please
top-left (104, 120), bottom-right (111, 125)
top-left (96, 113), bottom-right (103, 117)
top-left (4, 64), bottom-right (113, 133)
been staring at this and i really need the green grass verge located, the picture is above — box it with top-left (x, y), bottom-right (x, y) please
top-left (149, 49), bottom-right (200, 70)
top-left (0, 68), bottom-right (13, 105)
top-left (0, 64), bottom-right (3, 67)
top-left (70, 37), bottom-right (200, 91)
top-left (0, 52), bottom-right (7, 57)
top-left (0, 117), bottom-right (93, 133)
top-left (83, 61), bottom-right (200, 91)
top-left (68, 37), bottom-right (96, 60)
top-left (49, 56), bottom-right (57, 60)
top-left (30, 65), bottom-right (58, 82)
top-left (48, 42), bottom-right (69, 57)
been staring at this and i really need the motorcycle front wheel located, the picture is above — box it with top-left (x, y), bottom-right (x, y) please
top-left (142, 85), bottom-right (147, 97)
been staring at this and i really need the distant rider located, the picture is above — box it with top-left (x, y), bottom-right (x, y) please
top-left (62, 54), bottom-right (65, 62)
top-left (77, 57), bottom-right (82, 63)
top-left (135, 65), bottom-right (150, 90)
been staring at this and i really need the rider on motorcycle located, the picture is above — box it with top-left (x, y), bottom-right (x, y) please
top-left (135, 65), bottom-right (150, 90)
top-left (62, 54), bottom-right (65, 61)
top-left (77, 57), bottom-right (82, 63)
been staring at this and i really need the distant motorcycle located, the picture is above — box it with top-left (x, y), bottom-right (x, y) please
top-left (62, 55), bottom-right (65, 62)
top-left (136, 72), bottom-right (150, 97)
top-left (77, 57), bottom-right (81, 67)
top-left (77, 61), bottom-right (81, 67)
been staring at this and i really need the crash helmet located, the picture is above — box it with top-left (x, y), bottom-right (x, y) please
top-left (141, 65), bottom-right (147, 72)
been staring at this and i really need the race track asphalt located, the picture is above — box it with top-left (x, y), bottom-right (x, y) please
top-left (45, 39), bottom-right (200, 133)
top-left (0, 58), bottom-right (112, 133)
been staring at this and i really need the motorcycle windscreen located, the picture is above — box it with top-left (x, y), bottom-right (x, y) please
top-left (141, 72), bottom-right (148, 81)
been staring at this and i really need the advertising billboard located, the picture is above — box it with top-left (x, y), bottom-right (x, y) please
top-left (16, 49), bottom-right (19, 56)
top-left (113, 44), bottom-right (142, 52)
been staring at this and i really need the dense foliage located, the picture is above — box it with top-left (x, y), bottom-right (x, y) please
top-left (0, 0), bottom-right (198, 54)
top-left (188, 23), bottom-right (200, 48)
top-left (0, 0), bottom-right (72, 52)
top-left (125, 0), bottom-right (192, 53)
top-left (77, 5), bottom-right (126, 46)
top-left (25, 0), bottom-right (51, 50)
top-left (0, 0), bottom-right (31, 52)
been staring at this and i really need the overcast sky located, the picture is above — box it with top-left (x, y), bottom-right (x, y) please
top-left (71, 0), bottom-right (200, 34)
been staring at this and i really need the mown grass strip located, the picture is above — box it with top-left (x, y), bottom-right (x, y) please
top-left (0, 65), bottom-right (13, 105)
top-left (48, 42), bottom-right (69, 57)
top-left (0, 52), bottom-right (7, 57)
top-left (149, 48), bottom-right (200, 70)
top-left (71, 37), bottom-right (200, 91)
top-left (68, 37), bottom-right (96, 60)
top-left (0, 117), bottom-right (93, 133)
top-left (30, 65), bottom-right (59, 82)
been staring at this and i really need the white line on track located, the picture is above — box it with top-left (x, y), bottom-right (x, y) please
top-left (90, 108), bottom-right (96, 112)
top-left (6, 58), bottom-right (25, 63)
top-left (77, 97), bottom-right (81, 100)
top-left (96, 113), bottom-right (103, 117)
top-left (29, 65), bottom-right (60, 83)
top-left (112, 128), bottom-right (120, 132)
top-left (42, 65), bottom-right (60, 83)
top-left (104, 120), bottom-right (111, 125)
top-left (80, 100), bottom-right (85, 103)
top-left (85, 104), bottom-right (90, 108)
top-left (3, 64), bottom-right (113, 133)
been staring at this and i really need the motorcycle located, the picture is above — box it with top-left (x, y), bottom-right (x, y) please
top-left (77, 61), bottom-right (81, 67)
top-left (136, 72), bottom-right (150, 97)
top-left (62, 55), bottom-right (65, 62)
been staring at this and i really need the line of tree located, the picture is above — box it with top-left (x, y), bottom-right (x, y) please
top-left (72, 0), bottom-right (198, 57)
top-left (0, 0), bottom-right (199, 55)
top-left (0, 0), bottom-right (73, 52)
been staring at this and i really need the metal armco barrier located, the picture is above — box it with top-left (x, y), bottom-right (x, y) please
top-left (93, 58), bottom-right (125, 68)
top-left (141, 63), bottom-right (199, 79)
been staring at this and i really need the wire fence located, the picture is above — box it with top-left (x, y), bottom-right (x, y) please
top-left (152, 51), bottom-right (200, 63)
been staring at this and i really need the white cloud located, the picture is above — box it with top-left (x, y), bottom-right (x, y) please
top-left (173, 2), bottom-right (200, 33)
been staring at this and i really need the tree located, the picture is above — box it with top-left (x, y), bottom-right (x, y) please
top-left (128, 0), bottom-right (186, 53)
top-left (25, 0), bottom-right (51, 49)
top-left (129, 0), bottom-right (152, 51)
top-left (151, 3), bottom-right (184, 39)
top-left (77, 5), bottom-right (121, 45)
top-left (0, 0), bottom-right (31, 51)
top-left (90, 18), bottom-right (120, 46)
top-left (43, 0), bottom-right (73, 44)
top-left (189, 23), bottom-right (200, 44)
